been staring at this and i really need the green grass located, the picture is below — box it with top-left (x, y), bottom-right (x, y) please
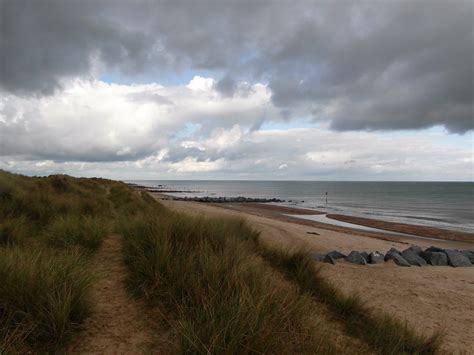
top-left (43, 215), bottom-right (109, 253)
top-left (0, 169), bottom-right (445, 353)
top-left (259, 247), bottom-right (442, 355)
top-left (0, 216), bottom-right (29, 246)
top-left (120, 212), bottom-right (337, 354)
top-left (0, 170), bottom-right (159, 352)
top-left (0, 247), bottom-right (94, 352)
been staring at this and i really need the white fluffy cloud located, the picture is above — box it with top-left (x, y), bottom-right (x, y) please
top-left (0, 77), bottom-right (275, 162)
top-left (0, 76), bottom-right (472, 181)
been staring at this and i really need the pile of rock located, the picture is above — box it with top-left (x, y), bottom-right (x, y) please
top-left (170, 196), bottom-right (285, 203)
top-left (312, 245), bottom-right (473, 268)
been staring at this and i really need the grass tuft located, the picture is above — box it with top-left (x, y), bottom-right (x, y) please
top-left (259, 247), bottom-right (442, 354)
top-left (0, 216), bottom-right (29, 246)
top-left (43, 215), bottom-right (109, 253)
top-left (0, 247), bottom-right (94, 352)
top-left (120, 212), bottom-right (336, 354)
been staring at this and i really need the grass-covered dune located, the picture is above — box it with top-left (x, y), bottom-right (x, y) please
top-left (0, 170), bottom-right (160, 352)
top-left (0, 170), bottom-right (441, 353)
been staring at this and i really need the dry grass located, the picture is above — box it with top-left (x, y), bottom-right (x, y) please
top-left (0, 170), bottom-right (444, 354)
top-left (119, 212), bottom-right (338, 354)
top-left (0, 247), bottom-right (94, 352)
top-left (259, 247), bottom-right (442, 354)
top-left (0, 170), bottom-right (158, 352)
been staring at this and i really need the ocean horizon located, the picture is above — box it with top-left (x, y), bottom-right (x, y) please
top-left (129, 180), bottom-right (474, 234)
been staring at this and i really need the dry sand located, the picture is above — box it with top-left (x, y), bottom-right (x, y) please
top-left (158, 198), bottom-right (474, 353)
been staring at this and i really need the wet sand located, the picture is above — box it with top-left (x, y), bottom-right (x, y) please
top-left (218, 202), bottom-right (474, 250)
top-left (153, 196), bottom-right (474, 353)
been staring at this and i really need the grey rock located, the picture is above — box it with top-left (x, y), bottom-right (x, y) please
top-left (384, 248), bottom-right (401, 261)
top-left (368, 251), bottom-right (385, 264)
top-left (403, 245), bottom-right (422, 255)
top-left (324, 254), bottom-right (337, 265)
top-left (401, 250), bottom-right (427, 267)
top-left (360, 251), bottom-right (369, 262)
top-left (345, 251), bottom-right (367, 265)
top-left (312, 253), bottom-right (325, 262)
top-left (445, 250), bottom-right (472, 267)
top-left (420, 251), bottom-right (448, 266)
top-left (327, 250), bottom-right (346, 260)
top-left (461, 251), bottom-right (474, 263)
top-left (425, 246), bottom-right (445, 253)
top-left (385, 249), bottom-right (410, 267)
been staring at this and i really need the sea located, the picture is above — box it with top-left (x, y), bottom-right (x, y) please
top-left (128, 180), bottom-right (474, 234)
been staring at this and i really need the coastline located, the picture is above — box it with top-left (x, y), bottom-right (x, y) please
top-left (150, 193), bottom-right (474, 352)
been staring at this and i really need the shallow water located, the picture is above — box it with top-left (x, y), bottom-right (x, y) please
top-left (286, 214), bottom-right (442, 241)
top-left (129, 180), bottom-right (474, 234)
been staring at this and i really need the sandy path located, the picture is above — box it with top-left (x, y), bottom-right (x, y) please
top-left (68, 235), bottom-right (152, 354)
top-left (161, 199), bottom-right (474, 353)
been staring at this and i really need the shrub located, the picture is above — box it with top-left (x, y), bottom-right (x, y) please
top-left (0, 247), bottom-right (94, 351)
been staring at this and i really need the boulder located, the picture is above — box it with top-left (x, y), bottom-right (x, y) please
top-left (403, 245), bottom-right (422, 255)
top-left (420, 251), bottom-right (448, 266)
top-left (425, 246), bottom-right (445, 253)
top-left (384, 248), bottom-right (401, 261)
top-left (312, 253), bottom-right (325, 262)
top-left (360, 251), bottom-right (369, 263)
top-left (401, 250), bottom-right (427, 267)
top-left (345, 251), bottom-right (367, 265)
top-left (463, 251), bottom-right (474, 263)
top-left (327, 250), bottom-right (346, 260)
top-left (445, 250), bottom-right (472, 267)
top-left (324, 254), bottom-right (337, 265)
top-left (368, 251), bottom-right (385, 264)
top-left (385, 249), bottom-right (410, 267)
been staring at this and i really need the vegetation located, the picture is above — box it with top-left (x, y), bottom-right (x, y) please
top-left (0, 170), bottom-right (443, 353)
top-left (0, 248), bottom-right (93, 351)
top-left (43, 215), bottom-right (109, 253)
top-left (259, 247), bottom-right (442, 354)
top-left (119, 212), bottom-right (336, 353)
top-left (0, 170), bottom-right (156, 352)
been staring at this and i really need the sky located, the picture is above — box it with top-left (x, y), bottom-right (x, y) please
top-left (0, 0), bottom-right (473, 181)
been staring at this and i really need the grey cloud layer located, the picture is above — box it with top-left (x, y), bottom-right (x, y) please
top-left (1, 0), bottom-right (472, 132)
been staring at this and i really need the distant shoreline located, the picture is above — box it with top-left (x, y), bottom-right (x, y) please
top-left (147, 189), bottom-right (474, 248)
top-left (151, 192), bottom-right (474, 351)
top-left (127, 180), bottom-right (474, 234)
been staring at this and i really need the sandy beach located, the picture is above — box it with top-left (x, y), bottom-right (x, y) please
top-left (155, 196), bottom-right (474, 353)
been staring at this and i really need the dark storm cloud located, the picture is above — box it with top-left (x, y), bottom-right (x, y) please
top-left (215, 75), bottom-right (237, 97)
top-left (0, 0), bottom-right (472, 132)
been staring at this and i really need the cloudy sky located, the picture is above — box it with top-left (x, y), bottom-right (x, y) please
top-left (0, 0), bottom-right (472, 181)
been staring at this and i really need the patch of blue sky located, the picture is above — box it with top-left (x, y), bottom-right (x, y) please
top-left (100, 68), bottom-right (223, 86)
top-left (260, 117), bottom-right (318, 131)
top-left (171, 122), bottom-right (202, 140)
